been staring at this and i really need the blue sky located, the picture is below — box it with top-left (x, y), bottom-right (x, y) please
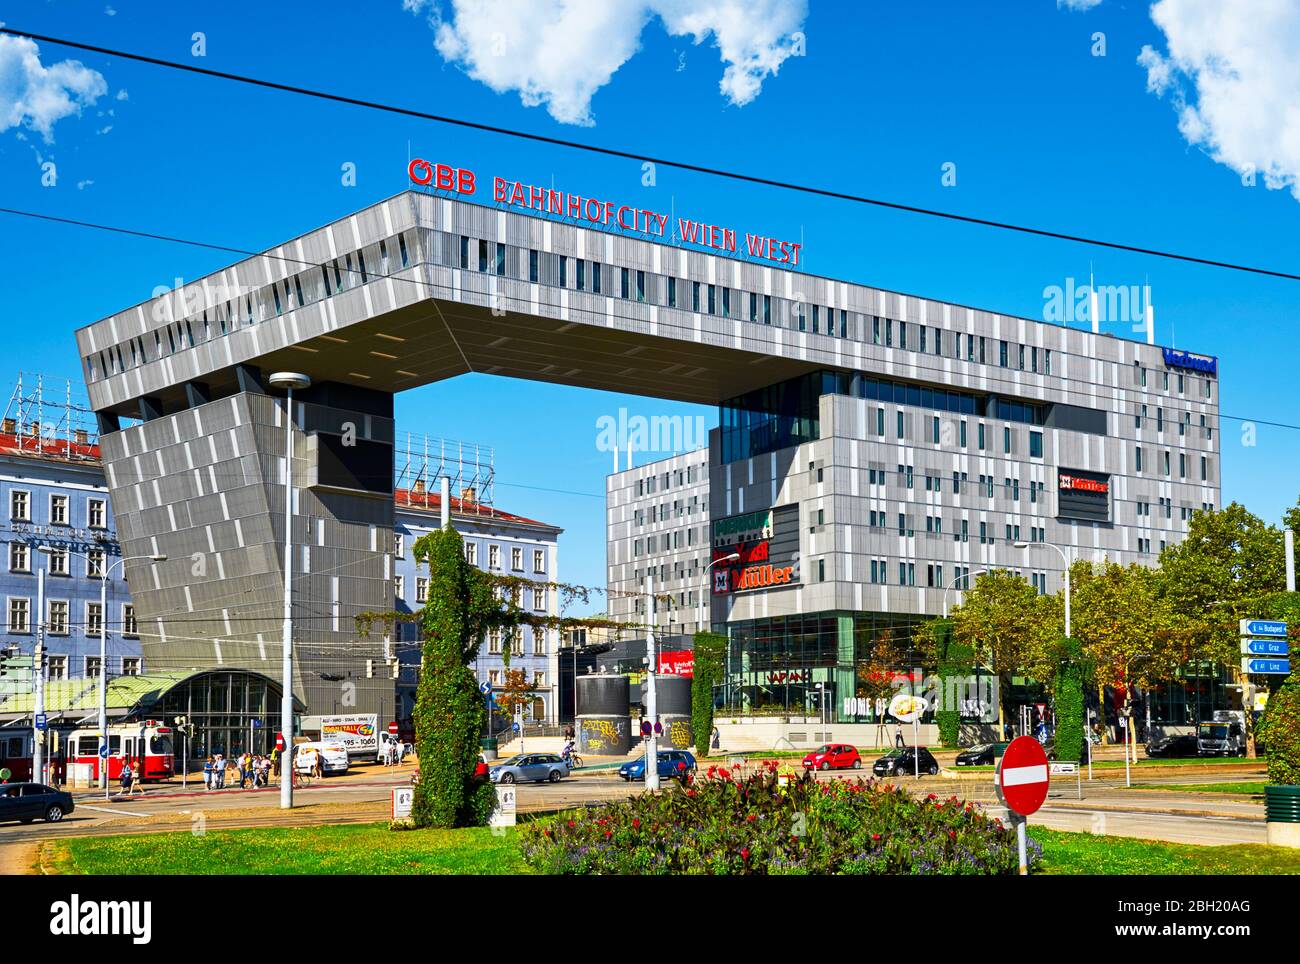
top-left (2, 1), bottom-right (1299, 611)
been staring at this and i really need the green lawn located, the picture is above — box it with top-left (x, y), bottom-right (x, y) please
top-left (1127, 781), bottom-right (1267, 796)
top-left (51, 820), bottom-right (1298, 876)
top-left (1029, 827), bottom-right (1300, 875)
top-left (53, 823), bottom-right (533, 875)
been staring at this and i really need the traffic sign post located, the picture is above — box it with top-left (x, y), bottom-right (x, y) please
top-left (1241, 638), bottom-right (1289, 657)
top-left (996, 736), bottom-right (1051, 876)
top-left (1240, 619), bottom-right (1287, 638)
top-left (388, 721), bottom-right (399, 736)
top-left (1241, 657), bottom-right (1291, 675)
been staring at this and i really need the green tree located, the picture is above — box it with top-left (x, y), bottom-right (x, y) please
top-left (410, 527), bottom-right (498, 829)
top-left (1257, 674), bottom-right (1300, 785)
top-left (949, 570), bottom-right (1054, 732)
top-left (1071, 559), bottom-right (1195, 752)
top-left (691, 632), bottom-right (727, 759)
top-left (915, 618), bottom-right (973, 748)
top-left (1157, 503), bottom-right (1285, 664)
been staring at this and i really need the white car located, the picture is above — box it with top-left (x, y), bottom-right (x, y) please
top-left (293, 741), bottom-right (350, 776)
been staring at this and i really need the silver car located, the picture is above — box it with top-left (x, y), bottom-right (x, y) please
top-left (490, 753), bottom-right (568, 784)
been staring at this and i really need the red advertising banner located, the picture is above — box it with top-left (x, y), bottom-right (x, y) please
top-left (658, 650), bottom-right (695, 677)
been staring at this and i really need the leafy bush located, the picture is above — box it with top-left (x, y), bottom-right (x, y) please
top-left (1052, 636), bottom-right (1086, 764)
top-left (1258, 676), bottom-right (1300, 786)
top-left (519, 763), bottom-right (1035, 875)
top-left (691, 632), bottom-right (726, 759)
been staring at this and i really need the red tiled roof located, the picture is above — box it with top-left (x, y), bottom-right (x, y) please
top-left (393, 487), bottom-right (558, 530)
top-left (0, 431), bottom-right (101, 463)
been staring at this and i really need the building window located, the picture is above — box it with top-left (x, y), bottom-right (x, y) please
top-left (87, 498), bottom-right (106, 529)
top-left (416, 577), bottom-right (429, 603)
top-left (86, 655), bottom-right (102, 678)
top-left (87, 549), bottom-right (105, 578)
top-left (8, 597), bottom-right (29, 633)
top-left (488, 630), bottom-right (501, 654)
top-left (1029, 431), bottom-right (1043, 458)
top-left (533, 627), bottom-right (546, 655)
top-left (394, 574), bottom-right (404, 601)
top-left (528, 250), bottom-right (538, 282)
top-left (8, 542), bottom-right (28, 573)
top-left (48, 599), bottom-right (69, 635)
top-left (50, 494), bottom-right (69, 525)
top-left (511, 547), bottom-right (523, 570)
top-left (533, 588), bottom-right (545, 610)
top-left (10, 490), bottom-right (29, 521)
top-left (533, 549), bottom-right (545, 573)
top-left (86, 602), bottom-right (103, 637)
top-left (122, 656), bottom-right (141, 676)
top-left (47, 547), bottom-right (69, 577)
top-left (122, 604), bottom-right (137, 637)
top-left (47, 655), bottom-right (67, 681)
top-left (394, 533), bottom-right (404, 558)
top-left (488, 545), bottom-right (500, 569)
top-left (465, 542), bottom-right (477, 566)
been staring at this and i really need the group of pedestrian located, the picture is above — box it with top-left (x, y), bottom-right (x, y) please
top-left (381, 737), bottom-right (407, 767)
top-left (116, 757), bottom-right (145, 796)
top-left (201, 751), bottom-right (274, 790)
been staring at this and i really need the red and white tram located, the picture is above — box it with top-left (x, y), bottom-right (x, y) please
top-left (69, 721), bottom-right (175, 782)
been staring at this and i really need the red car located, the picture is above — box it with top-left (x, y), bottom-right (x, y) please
top-left (802, 743), bottom-right (862, 771)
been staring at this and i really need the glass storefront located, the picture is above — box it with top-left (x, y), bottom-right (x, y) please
top-left (140, 670), bottom-right (301, 762)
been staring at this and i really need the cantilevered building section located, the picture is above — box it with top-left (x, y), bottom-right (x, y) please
top-left (76, 188), bottom-right (1221, 723)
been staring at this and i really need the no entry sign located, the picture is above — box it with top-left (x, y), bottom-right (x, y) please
top-left (388, 721), bottom-right (399, 735)
top-left (996, 736), bottom-right (1050, 816)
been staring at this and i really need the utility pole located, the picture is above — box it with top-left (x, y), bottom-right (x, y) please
top-left (33, 567), bottom-right (45, 784)
top-left (269, 372), bottom-right (310, 810)
top-left (644, 571), bottom-right (659, 791)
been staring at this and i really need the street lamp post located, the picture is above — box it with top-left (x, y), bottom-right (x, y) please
top-left (269, 372), bottom-right (311, 810)
top-left (699, 552), bottom-right (740, 634)
top-left (1014, 540), bottom-right (1089, 779)
top-left (37, 546), bottom-right (165, 799)
top-left (942, 567), bottom-right (988, 618)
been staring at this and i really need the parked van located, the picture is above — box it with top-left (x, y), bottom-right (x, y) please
top-left (1197, 711), bottom-right (1246, 757)
top-left (292, 741), bottom-right (350, 776)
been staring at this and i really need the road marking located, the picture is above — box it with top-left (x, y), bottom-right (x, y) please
top-left (79, 805), bottom-right (144, 816)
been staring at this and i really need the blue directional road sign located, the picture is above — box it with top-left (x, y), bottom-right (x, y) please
top-left (34, 712), bottom-right (46, 731)
top-left (1240, 619), bottom-right (1288, 638)
top-left (479, 681), bottom-right (492, 695)
top-left (512, 721), bottom-right (520, 733)
top-left (99, 745), bottom-right (109, 758)
top-left (1241, 638), bottom-right (1290, 656)
top-left (1241, 658), bottom-right (1291, 675)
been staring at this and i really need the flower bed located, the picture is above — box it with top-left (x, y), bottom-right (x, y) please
top-left (520, 762), bottom-right (1037, 875)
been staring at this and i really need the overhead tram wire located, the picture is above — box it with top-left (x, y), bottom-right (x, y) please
top-left (2, 26), bottom-right (1300, 284)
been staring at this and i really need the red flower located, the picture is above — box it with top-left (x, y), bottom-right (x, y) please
top-left (686, 788), bottom-right (696, 797)
top-left (567, 820), bottom-right (575, 828)
top-left (632, 818), bottom-right (641, 828)
top-left (927, 793), bottom-right (937, 801)
top-left (741, 847), bottom-right (750, 860)
top-left (719, 768), bottom-right (730, 780)
top-left (746, 813), bottom-right (756, 823)
top-left (948, 830), bottom-right (956, 839)
top-left (871, 833), bottom-right (882, 841)
top-left (605, 830), bottom-right (612, 839)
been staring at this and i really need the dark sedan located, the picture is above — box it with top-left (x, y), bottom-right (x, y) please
top-left (1146, 733), bottom-right (1200, 759)
top-left (954, 742), bottom-right (1009, 767)
top-left (0, 782), bottom-right (74, 824)
top-left (872, 747), bottom-right (940, 777)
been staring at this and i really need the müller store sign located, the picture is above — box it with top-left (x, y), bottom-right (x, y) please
top-left (408, 157), bottom-right (804, 265)
top-left (712, 505), bottom-right (800, 594)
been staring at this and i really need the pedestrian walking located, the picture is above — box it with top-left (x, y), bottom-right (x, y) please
top-left (118, 758), bottom-right (133, 796)
top-left (213, 753), bottom-right (226, 789)
top-left (710, 725), bottom-right (720, 750)
top-left (895, 725), bottom-right (905, 749)
top-left (202, 756), bottom-right (214, 790)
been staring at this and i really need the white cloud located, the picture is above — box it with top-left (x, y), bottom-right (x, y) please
top-left (1057, 0), bottom-right (1103, 10)
top-left (405, 0), bottom-right (807, 126)
top-left (1140, 0), bottom-right (1300, 200)
top-left (0, 34), bottom-right (107, 142)
top-left (77, 179), bottom-right (93, 190)
top-left (115, 88), bottom-right (128, 101)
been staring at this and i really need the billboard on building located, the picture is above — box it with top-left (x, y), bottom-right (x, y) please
top-left (712, 504), bottom-right (800, 594)
top-left (1057, 468), bottom-right (1111, 523)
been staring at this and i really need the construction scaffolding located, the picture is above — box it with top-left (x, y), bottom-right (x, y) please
top-left (394, 432), bottom-right (495, 516)
top-left (0, 373), bottom-right (101, 461)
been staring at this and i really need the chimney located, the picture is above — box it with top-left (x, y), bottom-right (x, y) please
top-left (73, 429), bottom-right (88, 446)
top-left (412, 478), bottom-right (426, 496)
top-left (460, 486), bottom-right (476, 503)
top-left (27, 421), bottom-right (39, 438)
top-left (1, 418), bottom-right (14, 435)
